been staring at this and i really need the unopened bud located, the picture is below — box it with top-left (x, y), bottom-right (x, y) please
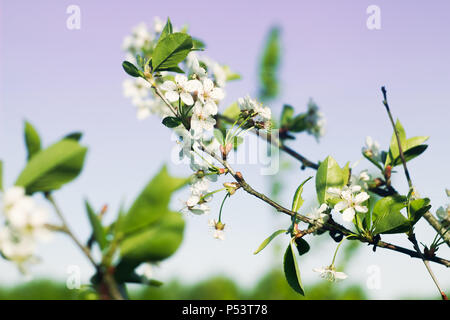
top-left (220, 143), bottom-right (233, 160)
top-left (223, 182), bottom-right (240, 195)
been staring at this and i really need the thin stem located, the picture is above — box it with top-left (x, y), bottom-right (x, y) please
top-left (331, 235), bottom-right (351, 266)
top-left (45, 193), bottom-right (97, 267)
top-left (381, 86), bottom-right (413, 189)
top-left (382, 87), bottom-right (447, 299)
top-left (45, 193), bottom-right (125, 300)
top-left (218, 193), bottom-right (230, 223)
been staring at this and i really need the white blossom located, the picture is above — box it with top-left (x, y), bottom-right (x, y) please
top-left (160, 75), bottom-right (198, 106)
top-left (313, 265), bottom-right (348, 282)
top-left (191, 102), bottom-right (217, 138)
top-left (328, 185), bottom-right (370, 222)
top-left (305, 99), bottom-right (326, 140)
top-left (208, 219), bottom-right (225, 240)
top-left (306, 204), bottom-right (329, 224)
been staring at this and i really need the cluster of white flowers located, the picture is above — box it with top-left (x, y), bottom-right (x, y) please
top-left (327, 185), bottom-right (370, 222)
top-left (305, 99), bottom-right (326, 140)
top-left (0, 187), bottom-right (51, 273)
top-left (237, 95), bottom-right (272, 129)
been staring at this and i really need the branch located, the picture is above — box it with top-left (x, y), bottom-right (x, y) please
top-left (152, 83), bottom-right (450, 269)
top-left (381, 86), bottom-right (447, 300)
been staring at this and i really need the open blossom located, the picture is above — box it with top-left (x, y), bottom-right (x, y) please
top-left (182, 178), bottom-right (212, 215)
top-left (306, 204), bottom-right (329, 224)
top-left (313, 265), bottom-right (347, 282)
top-left (160, 75), bottom-right (199, 106)
top-left (191, 102), bottom-right (217, 138)
top-left (328, 185), bottom-right (370, 222)
top-left (186, 53), bottom-right (208, 79)
top-left (208, 219), bottom-right (225, 240)
top-left (193, 78), bottom-right (225, 115)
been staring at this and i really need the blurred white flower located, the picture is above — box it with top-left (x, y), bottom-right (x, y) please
top-left (363, 136), bottom-right (381, 161)
top-left (313, 265), bottom-right (347, 282)
top-left (306, 204), bottom-right (329, 224)
top-left (208, 219), bottom-right (225, 240)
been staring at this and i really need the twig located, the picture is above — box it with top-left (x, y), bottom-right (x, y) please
top-left (381, 86), bottom-right (447, 300)
top-left (45, 193), bottom-right (125, 300)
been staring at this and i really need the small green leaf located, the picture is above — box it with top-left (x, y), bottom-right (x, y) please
top-left (294, 238), bottom-right (310, 256)
top-left (64, 132), bottom-right (83, 141)
top-left (288, 114), bottom-right (307, 133)
top-left (24, 121), bottom-right (41, 160)
top-left (16, 139), bottom-right (87, 194)
top-left (372, 195), bottom-right (410, 235)
top-left (192, 38), bottom-right (206, 50)
top-left (162, 117), bottom-right (181, 128)
top-left (259, 27), bottom-right (280, 101)
top-left (392, 145), bottom-right (428, 166)
top-left (122, 61), bottom-right (142, 78)
top-left (213, 129), bottom-right (224, 145)
top-left (253, 229), bottom-right (286, 254)
top-left (283, 239), bottom-right (305, 295)
top-left (385, 120), bottom-right (407, 167)
top-left (85, 200), bottom-right (107, 250)
top-left (292, 176), bottom-right (313, 212)
top-left (152, 33), bottom-right (193, 72)
top-left (280, 105), bottom-right (294, 127)
top-left (408, 198), bottom-right (431, 225)
top-left (315, 156), bottom-right (345, 204)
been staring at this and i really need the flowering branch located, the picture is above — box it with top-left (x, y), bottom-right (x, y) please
top-left (151, 80), bottom-right (450, 268)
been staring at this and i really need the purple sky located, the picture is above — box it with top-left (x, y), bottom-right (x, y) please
top-left (1, 0), bottom-right (449, 298)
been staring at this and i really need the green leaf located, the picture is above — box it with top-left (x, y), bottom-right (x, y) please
top-left (253, 229), bottom-right (286, 254)
top-left (406, 136), bottom-right (429, 150)
top-left (408, 198), bottom-right (431, 225)
top-left (15, 139), bottom-right (87, 194)
top-left (292, 176), bottom-right (313, 212)
top-left (294, 238), bottom-right (310, 256)
top-left (385, 120), bottom-right (406, 167)
top-left (64, 132), bottom-right (83, 142)
top-left (283, 239), bottom-right (305, 295)
top-left (162, 117), bottom-right (181, 128)
top-left (159, 17), bottom-right (173, 42)
top-left (392, 145), bottom-right (428, 166)
top-left (120, 165), bottom-right (189, 235)
top-left (259, 27), bottom-right (280, 101)
top-left (192, 38), bottom-right (206, 50)
top-left (151, 33), bottom-right (193, 72)
top-left (85, 200), bottom-right (107, 250)
top-left (287, 113), bottom-right (307, 133)
top-left (213, 129), bottom-right (224, 145)
top-left (24, 121), bottom-right (42, 160)
top-left (280, 105), bottom-right (294, 127)
top-left (122, 61), bottom-right (142, 78)
top-left (372, 196), bottom-right (410, 235)
top-left (119, 210), bottom-right (185, 263)
top-left (315, 156), bottom-right (345, 204)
